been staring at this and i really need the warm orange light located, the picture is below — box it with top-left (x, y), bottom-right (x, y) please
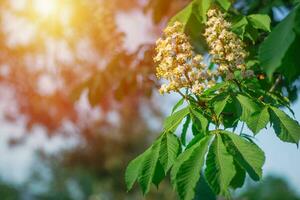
top-left (33, 0), bottom-right (60, 18)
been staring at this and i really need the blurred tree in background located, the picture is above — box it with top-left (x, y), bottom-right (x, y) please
top-left (0, 0), bottom-right (299, 199)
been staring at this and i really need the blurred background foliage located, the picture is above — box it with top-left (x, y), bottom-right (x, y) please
top-left (0, 0), bottom-right (299, 199)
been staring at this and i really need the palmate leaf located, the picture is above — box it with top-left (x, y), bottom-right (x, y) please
top-left (205, 135), bottom-right (236, 196)
top-left (164, 107), bottom-right (189, 132)
top-left (171, 136), bottom-right (212, 200)
top-left (159, 133), bottom-right (181, 172)
top-left (247, 107), bottom-right (270, 135)
top-left (269, 107), bottom-right (300, 144)
top-left (221, 131), bottom-right (265, 181)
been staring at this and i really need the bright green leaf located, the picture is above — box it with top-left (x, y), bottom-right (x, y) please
top-left (216, 0), bottom-right (231, 10)
top-left (138, 141), bottom-right (161, 195)
top-left (269, 107), bottom-right (300, 144)
top-left (172, 98), bottom-right (185, 114)
top-left (173, 136), bottom-right (212, 200)
top-left (236, 95), bottom-right (259, 122)
top-left (213, 95), bottom-right (230, 117)
top-left (164, 107), bottom-right (190, 132)
top-left (247, 107), bottom-right (270, 135)
top-left (159, 133), bottom-right (181, 172)
top-left (222, 131), bottom-right (265, 181)
top-left (205, 135), bottom-right (236, 196)
top-left (125, 151), bottom-right (149, 191)
top-left (248, 14), bottom-right (271, 32)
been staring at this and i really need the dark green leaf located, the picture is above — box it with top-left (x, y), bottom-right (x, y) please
top-left (230, 161), bottom-right (246, 189)
top-left (181, 115), bottom-right (191, 146)
top-left (189, 106), bottom-right (209, 134)
top-left (152, 161), bottom-right (165, 187)
top-left (259, 7), bottom-right (298, 79)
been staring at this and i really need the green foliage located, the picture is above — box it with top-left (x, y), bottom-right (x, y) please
top-left (247, 107), bottom-right (270, 134)
top-left (172, 136), bottom-right (212, 200)
top-left (222, 132), bottom-right (265, 181)
top-left (259, 5), bottom-right (300, 81)
top-left (159, 133), bottom-right (181, 172)
top-left (205, 135), bottom-right (235, 196)
top-left (164, 107), bottom-right (189, 132)
top-left (231, 13), bottom-right (271, 42)
top-left (269, 107), bottom-right (300, 144)
top-left (247, 14), bottom-right (271, 32)
top-left (126, 1), bottom-right (300, 200)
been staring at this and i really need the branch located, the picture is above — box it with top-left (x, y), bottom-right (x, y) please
top-left (258, 75), bottom-right (282, 101)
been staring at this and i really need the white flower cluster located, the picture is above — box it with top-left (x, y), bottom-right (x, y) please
top-left (154, 22), bottom-right (216, 95)
top-left (204, 9), bottom-right (249, 77)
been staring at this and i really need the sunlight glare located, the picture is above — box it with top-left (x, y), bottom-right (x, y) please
top-left (34, 0), bottom-right (59, 18)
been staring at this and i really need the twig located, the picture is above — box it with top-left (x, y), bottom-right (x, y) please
top-left (258, 75), bottom-right (282, 101)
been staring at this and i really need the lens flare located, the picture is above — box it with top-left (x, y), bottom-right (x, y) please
top-left (33, 0), bottom-right (59, 17)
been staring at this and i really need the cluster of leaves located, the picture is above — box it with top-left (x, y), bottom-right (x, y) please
top-left (125, 1), bottom-right (300, 200)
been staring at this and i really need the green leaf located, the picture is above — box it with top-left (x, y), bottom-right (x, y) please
top-left (169, 0), bottom-right (211, 52)
top-left (125, 151), bottom-right (149, 191)
top-left (231, 16), bottom-right (248, 39)
top-left (213, 95), bottom-right (230, 117)
top-left (164, 107), bottom-right (190, 132)
top-left (222, 97), bottom-right (241, 128)
top-left (259, 7), bottom-right (297, 79)
top-left (222, 131), bottom-right (265, 181)
top-left (236, 95), bottom-right (259, 122)
top-left (189, 106), bottom-right (209, 134)
top-left (216, 0), bottom-right (231, 10)
top-left (247, 107), bottom-right (270, 135)
top-left (138, 141), bottom-right (161, 194)
top-left (172, 136), bottom-right (212, 200)
top-left (230, 161), bottom-right (246, 189)
top-left (172, 98), bottom-right (185, 114)
top-left (181, 115), bottom-right (191, 146)
top-left (152, 161), bottom-right (165, 187)
top-left (269, 107), bottom-right (300, 144)
top-left (205, 135), bottom-right (236, 196)
top-left (247, 14), bottom-right (271, 32)
top-left (159, 133), bottom-right (181, 172)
